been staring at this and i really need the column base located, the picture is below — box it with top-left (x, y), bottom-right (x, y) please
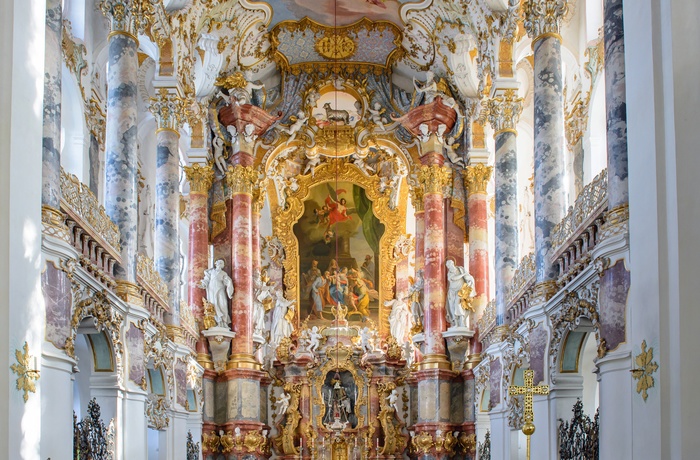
top-left (227, 352), bottom-right (261, 370)
top-left (419, 353), bottom-right (452, 371)
top-left (196, 352), bottom-right (214, 370)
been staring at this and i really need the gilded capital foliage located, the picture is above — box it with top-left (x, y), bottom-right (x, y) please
top-left (465, 164), bottom-right (493, 194)
top-left (417, 164), bottom-right (452, 196)
top-left (226, 165), bottom-right (258, 196)
top-left (408, 183), bottom-right (424, 211)
top-left (183, 163), bottom-right (214, 194)
top-left (99, 0), bottom-right (153, 36)
top-left (523, 0), bottom-right (569, 40)
top-left (487, 89), bottom-right (523, 135)
top-left (149, 88), bottom-right (188, 131)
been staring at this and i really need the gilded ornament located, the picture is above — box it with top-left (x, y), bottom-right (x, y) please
top-left (508, 369), bottom-right (549, 459)
top-left (459, 432), bottom-right (476, 454)
top-left (417, 164), bottom-right (452, 195)
top-left (315, 34), bottom-right (356, 60)
top-left (243, 430), bottom-right (267, 452)
top-left (225, 165), bottom-right (258, 196)
top-left (632, 340), bottom-right (658, 402)
top-left (202, 431), bottom-right (221, 453)
top-left (464, 163), bottom-right (493, 195)
top-left (149, 89), bottom-right (188, 132)
top-left (183, 163), bottom-right (215, 194)
top-left (487, 89), bottom-right (523, 136)
top-left (136, 253), bottom-right (169, 304)
top-left (215, 71), bottom-right (249, 90)
top-left (10, 342), bottom-right (40, 402)
top-left (412, 432), bottom-right (434, 455)
top-left (220, 431), bottom-right (235, 453)
top-left (272, 382), bottom-right (303, 456)
top-left (384, 336), bottom-right (403, 361)
top-left (522, 0), bottom-right (569, 42)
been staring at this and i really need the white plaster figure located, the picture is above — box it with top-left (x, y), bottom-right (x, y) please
top-left (276, 110), bottom-right (309, 143)
top-left (444, 136), bottom-right (465, 167)
top-left (242, 123), bottom-right (257, 143)
top-left (418, 123), bottom-right (431, 143)
top-left (352, 150), bottom-right (376, 176)
top-left (212, 136), bottom-right (228, 175)
top-left (359, 326), bottom-right (377, 354)
top-left (277, 392), bottom-right (291, 420)
top-left (253, 270), bottom-right (274, 337)
top-left (303, 151), bottom-right (322, 176)
top-left (308, 326), bottom-right (323, 354)
top-left (445, 260), bottom-right (476, 328)
top-left (386, 297), bottom-right (413, 343)
top-left (270, 292), bottom-right (295, 345)
top-left (386, 389), bottom-right (399, 413)
top-left (199, 259), bottom-right (234, 328)
top-left (368, 102), bottom-right (387, 131)
top-left (227, 124), bottom-right (240, 154)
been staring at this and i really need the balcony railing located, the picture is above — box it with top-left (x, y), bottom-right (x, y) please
top-left (550, 169), bottom-right (608, 285)
top-left (477, 300), bottom-right (497, 338)
top-left (505, 253), bottom-right (536, 322)
top-left (60, 169), bottom-right (121, 276)
top-left (136, 253), bottom-right (171, 325)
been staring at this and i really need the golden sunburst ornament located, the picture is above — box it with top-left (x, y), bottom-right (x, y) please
top-left (10, 342), bottom-right (40, 402)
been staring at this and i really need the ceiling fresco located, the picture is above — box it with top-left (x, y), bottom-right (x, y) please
top-left (268, 0), bottom-right (413, 28)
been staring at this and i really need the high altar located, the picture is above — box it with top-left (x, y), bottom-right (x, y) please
top-left (193, 67), bottom-right (483, 459)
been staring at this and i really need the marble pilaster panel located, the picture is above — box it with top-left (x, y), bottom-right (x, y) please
top-left (599, 260), bottom-right (629, 352)
top-left (494, 131), bottom-right (519, 324)
top-left (104, 32), bottom-right (139, 281)
top-left (465, 164), bottom-right (492, 320)
top-left (41, 0), bottom-right (62, 209)
top-left (42, 263), bottom-right (72, 349)
top-left (605, 0), bottom-right (628, 209)
top-left (154, 128), bottom-right (181, 323)
top-left (533, 36), bottom-right (567, 283)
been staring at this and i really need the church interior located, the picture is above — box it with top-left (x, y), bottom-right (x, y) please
top-left (1, 0), bottom-right (700, 458)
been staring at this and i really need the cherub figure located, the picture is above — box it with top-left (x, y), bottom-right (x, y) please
top-left (276, 110), bottom-right (309, 143)
top-left (386, 389), bottom-right (399, 413)
top-left (444, 136), bottom-right (464, 167)
top-left (308, 326), bottom-right (323, 354)
top-left (352, 150), bottom-right (376, 176)
top-left (358, 326), bottom-right (377, 354)
top-left (303, 151), bottom-right (322, 176)
top-left (277, 392), bottom-right (291, 420)
top-left (417, 123), bottom-right (431, 143)
top-left (212, 136), bottom-right (227, 175)
top-left (227, 124), bottom-right (240, 154)
top-left (242, 123), bottom-right (257, 144)
top-left (368, 102), bottom-right (387, 131)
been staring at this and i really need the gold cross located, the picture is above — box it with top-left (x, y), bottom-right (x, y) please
top-left (508, 369), bottom-right (549, 460)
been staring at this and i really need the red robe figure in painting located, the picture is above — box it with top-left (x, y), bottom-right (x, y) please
top-left (325, 192), bottom-right (352, 228)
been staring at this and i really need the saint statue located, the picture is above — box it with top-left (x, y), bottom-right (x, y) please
top-left (445, 260), bottom-right (476, 328)
top-left (253, 269), bottom-right (274, 337)
top-left (270, 292), bottom-right (295, 346)
top-left (386, 296), bottom-right (413, 343)
top-left (199, 259), bottom-right (234, 328)
top-left (409, 269), bottom-right (425, 330)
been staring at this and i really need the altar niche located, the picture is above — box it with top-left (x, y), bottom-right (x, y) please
top-left (322, 370), bottom-right (359, 429)
top-left (294, 181), bottom-right (385, 325)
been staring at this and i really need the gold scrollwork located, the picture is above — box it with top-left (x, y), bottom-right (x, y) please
top-left (412, 432), bottom-right (434, 455)
top-left (632, 340), bottom-right (658, 402)
top-left (315, 35), bottom-right (356, 60)
top-left (273, 382), bottom-right (303, 456)
top-left (10, 342), bottom-right (40, 402)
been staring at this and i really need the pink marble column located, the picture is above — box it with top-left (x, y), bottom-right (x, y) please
top-left (418, 154), bottom-right (452, 360)
top-left (445, 205), bottom-right (466, 267)
top-left (226, 155), bottom-right (257, 364)
top-left (184, 163), bottom-right (214, 363)
top-left (252, 191), bottom-right (263, 275)
top-left (465, 164), bottom-right (493, 318)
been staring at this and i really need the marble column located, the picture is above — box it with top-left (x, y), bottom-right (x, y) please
top-left (464, 163), bottom-right (493, 323)
top-left (487, 89), bottom-right (523, 324)
top-left (225, 160), bottom-right (258, 365)
top-left (252, 188), bottom-right (264, 276)
top-left (418, 156), bottom-right (452, 360)
top-left (410, 185), bottom-right (425, 270)
top-left (604, 0), bottom-right (628, 210)
top-left (150, 90), bottom-right (186, 327)
top-left (41, 0), bottom-right (62, 215)
top-left (524, 0), bottom-right (569, 287)
top-left (184, 163), bottom-right (214, 365)
top-left (101, 2), bottom-right (143, 287)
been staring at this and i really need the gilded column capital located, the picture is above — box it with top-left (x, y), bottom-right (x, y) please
top-left (417, 164), bottom-right (452, 196)
top-left (565, 97), bottom-right (589, 151)
top-left (464, 164), bottom-right (493, 195)
top-left (99, 0), bottom-right (153, 37)
top-left (149, 88), bottom-right (188, 133)
top-left (225, 165), bottom-right (258, 196)
top-left (487, 89), bottom-right (524, 137)
top-left (523, 0), bottom-right (569, 43)
top-left (183, 163), bottom-right (214, 195)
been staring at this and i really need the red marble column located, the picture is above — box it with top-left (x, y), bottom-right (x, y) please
top-left (445, 205), bottom-right (466, 267)
top-left (418, 154), bottom-right (452, 361)
top-left (226, 155), bottom-right (258, 365)
top-left (252, 191), bottom-right (263, 275)
top-left (465, 164), bottom-right (493, 319)
top-left (184, 163), bottom-right (215, 364)
top-left (410, 186), bottom-right (425, 270)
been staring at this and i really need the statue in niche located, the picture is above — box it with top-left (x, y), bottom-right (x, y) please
top-left (253, 269), bottom-right (274, 337)
top-left (138, 184), bottom-right (155, 255)
top-left (445, 260), bottom-right (476, 328)
top-left (212, 136), bottom-right (228, 175)
top-left (409, 269), bottom-right (425, 331)
top-left (323, 372), bottom-right (357, 429)
top-left (199, 259), bottom-right (234, 328)
top-left (386, 389), bottom-right (399, 413)
top-left (386, 296), bottom-right (413, 343)
top-left (270, 292), bottom-right (295, 346)
top-left (277, 391), bottom-right (291, 421)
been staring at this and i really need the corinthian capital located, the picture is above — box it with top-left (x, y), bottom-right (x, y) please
top-left (149, 89), bottom-right (188, 132)
top-left (225, 165), bottom-right (258, 196)
top-left (522, 0), bottom-right (569, 41)
top-left (487, 89), bottom-right (524, 136)
top-left (465, 164), bottom-right (493, 195)
top-left (99, 0), bottom-right (153, 36)
top-left (183, 163), bottom-right (214, 195)
top-left (417, 164), bottom-right (452, 196)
